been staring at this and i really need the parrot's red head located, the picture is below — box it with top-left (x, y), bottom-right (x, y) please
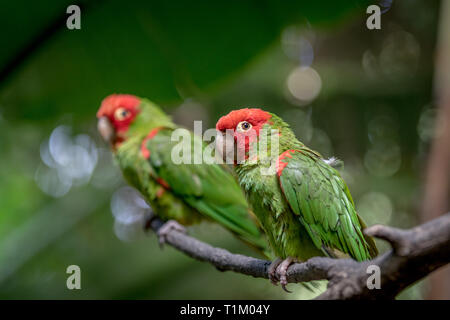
top-left (97, 94), bottom-right (141, 146)
top-left (215, 108), bottom-right (272, 163)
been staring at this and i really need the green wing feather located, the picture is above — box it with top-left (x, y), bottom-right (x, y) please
top-left (279, 149), bottom-right (377, 261)
top-left (145, 128), bottom-right (268, 252)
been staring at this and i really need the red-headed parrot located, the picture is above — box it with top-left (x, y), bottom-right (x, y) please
top-left (97, 95), bottom-right (268, 254)
top-left (215, 108), bottom-right (378, 291)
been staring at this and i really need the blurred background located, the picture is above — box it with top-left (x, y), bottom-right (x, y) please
top-left (0, 0), bottom-right (449, 299)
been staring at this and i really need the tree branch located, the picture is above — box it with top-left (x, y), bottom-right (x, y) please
top-left (421, 0), bottom-right (450, 299)
top-left (146, 213), bottom-right (450, 299)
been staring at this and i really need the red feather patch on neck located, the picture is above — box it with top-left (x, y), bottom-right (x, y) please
top-left (140, 127), bottom-right (162, 159)
top-left (216, 108), bottom-right (272, 132)
top-left (277, 149), bottom-right (299, 176)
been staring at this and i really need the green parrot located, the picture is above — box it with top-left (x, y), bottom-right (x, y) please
top-left (96, 94), bottom-right (268, 254)
top-left (215, 108), bottom-right (378, 291)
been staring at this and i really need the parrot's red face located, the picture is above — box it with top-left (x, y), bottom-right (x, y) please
top-left (215, 108), bottom-right (272, 163)
top-left (97, 94), bottom-right (141, 146)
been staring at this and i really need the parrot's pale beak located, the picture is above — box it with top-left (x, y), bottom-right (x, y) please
top-left (97, 116), bottom-right (116, 144)
top-left (215, 130), bottom-right (236, 164)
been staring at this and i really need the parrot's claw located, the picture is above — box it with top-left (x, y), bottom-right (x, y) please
top-left (157, 220), bottom-right (186, 248)
top-left (268, 258), bottom-right (282, 286)
top-left (268, 257), bottom-right (296, 293)
top-left (276, 257), bottom-right (296, 293)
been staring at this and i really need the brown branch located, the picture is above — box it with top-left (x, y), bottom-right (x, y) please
top-left (422, 0), bottom-right (450, 299)
top-left (146, 213), bottom-right (450, 300)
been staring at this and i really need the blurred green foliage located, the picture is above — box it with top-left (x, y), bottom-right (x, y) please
top-left (0, 0), bottom-right (439, 299)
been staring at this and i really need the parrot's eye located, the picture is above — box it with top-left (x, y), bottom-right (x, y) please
top-left (237, 121), bottom-right (252, 132)
top-left (114, 108), bottom-right (131, 121)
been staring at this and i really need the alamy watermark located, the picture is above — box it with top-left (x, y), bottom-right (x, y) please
top-left (366, 5), bottom-right (381, 30)
top-left (66, 5), bottom-right (81, 30)
top-left (66, 265), bottom-right (81, 290)
top-left (366, 264), bottom-right (381, 289)
top-left (169, 121), bottom-right (280, 176)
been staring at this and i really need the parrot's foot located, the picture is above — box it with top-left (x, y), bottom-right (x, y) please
top-left (277, 257), bottom-right (296, 293)
top-left (268, 257), bottom-right (297, 293)
top-left (157, 220), bottom-right (186, 248)
top-left (268, 258), bottom-right (282, 286)
top-left (143, 211), bottom-right (156, 232)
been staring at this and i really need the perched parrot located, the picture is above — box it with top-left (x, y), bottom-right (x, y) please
top-left (96, 94), bottom-right (268, 255)
top-left (215, 108), bottom-right (378, 291)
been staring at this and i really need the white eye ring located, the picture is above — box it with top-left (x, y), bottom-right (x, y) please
top-left (114, 107), bottom-right (130, 121)
top-left (236, 121), bottom-right (252, 132)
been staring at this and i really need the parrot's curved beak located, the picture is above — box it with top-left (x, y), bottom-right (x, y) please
top-left (215, 130), bottom-right (236, 164)
top-left (97, 116), bottom-right (116, 145)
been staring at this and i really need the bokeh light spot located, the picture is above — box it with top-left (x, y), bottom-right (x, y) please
top-left (287, 66), bottom-right (322, 103)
